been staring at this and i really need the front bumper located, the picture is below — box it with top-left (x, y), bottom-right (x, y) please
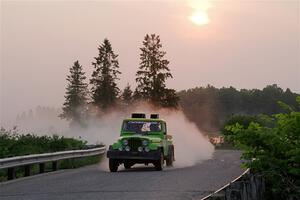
top-left (106, 146), bottom-right (160, 160)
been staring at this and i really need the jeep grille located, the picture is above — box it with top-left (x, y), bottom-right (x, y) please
top-left (128, 138), bottom-right (142, 151)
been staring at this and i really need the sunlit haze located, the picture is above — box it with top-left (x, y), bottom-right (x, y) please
top-left (189, 11), bottom-right (210, 25)
top-left (0, 0), bottom-right (299, 126)
top-left (188, 0), bottom-right (211, 25)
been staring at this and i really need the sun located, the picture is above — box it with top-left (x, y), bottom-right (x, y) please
top-left (187, 0), bottom-right (212, 26)
top-left (189, 11), bottom-right (210, 26)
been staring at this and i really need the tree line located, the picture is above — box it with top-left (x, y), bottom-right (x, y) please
top-left (178, 84), bottom-right (299, 131)
top-left (60, 34), bottom-right (179, 125)
top-left (60, 33), bottom-right (299, 130)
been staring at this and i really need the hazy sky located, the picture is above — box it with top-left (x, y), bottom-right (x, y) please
top-left (1, 0), bottom-right (299, 126)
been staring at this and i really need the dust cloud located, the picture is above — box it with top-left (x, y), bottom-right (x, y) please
top-left (161, 110), bottom-right (214, 167)
top-left (128, 103), bottom-right (215, 168)
top-left (12, 103), bottom-right (214, 169)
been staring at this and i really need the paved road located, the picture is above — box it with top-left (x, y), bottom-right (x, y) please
top-left (0, 150), bottom-right (244, 200)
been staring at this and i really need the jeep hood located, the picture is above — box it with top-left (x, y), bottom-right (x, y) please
top-left (119, 135), bottom-right (162, 143)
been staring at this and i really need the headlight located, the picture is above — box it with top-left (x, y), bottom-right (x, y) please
top-left (142, 140), bottom-right (148, 146)
top-left (125, 146), bottom-right (130, 151)
top-left (138, 146), bottom-right (143, 152)
top-left (144, 147), bottom-right (150, 152)
top-left (123, 139), bottom-right (128, 146)
top-left (118, 147), bottom-right (123, 151)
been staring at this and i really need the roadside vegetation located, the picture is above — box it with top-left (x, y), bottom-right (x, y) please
top-left (0, 127), bottom-right (87, 159)
top-left (222, 97), bottom-right (300, 200)
top-left (0, 128), bottom-right (102, 182)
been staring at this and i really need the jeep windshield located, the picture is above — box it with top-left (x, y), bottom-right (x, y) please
top-left (123, 121), bottom-right (161, 134)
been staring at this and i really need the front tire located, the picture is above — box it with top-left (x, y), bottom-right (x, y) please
top-left (166, 146), bottom-right (174, 167)
top-left (154, 151), bottom-right (164, 171)
top-left (109, 159), bottom-right (118, 172)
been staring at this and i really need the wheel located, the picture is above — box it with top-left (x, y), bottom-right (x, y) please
top-left (124, 161), bottom-right (133, 169)
top-left (109, 159), bottom-right (118, 172)
top-left (166, 146), bottom-right (174, 167)
top-left (154, 151), bottom-right (164, 171)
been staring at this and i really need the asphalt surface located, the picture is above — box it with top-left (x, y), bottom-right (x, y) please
top-left (0, 150), bottom-right (244, 200)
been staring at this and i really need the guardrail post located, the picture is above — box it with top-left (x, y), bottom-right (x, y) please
top-left (7, 167), bottom-right (15, 180)
top-left (52, 161), bottom-right (58, 171)
top-left (39, 163), bottom-right (45, 173)
top-left (71, 158), bottom-right (75, 168)
top-left (24, 165), bottom-right (31, 176)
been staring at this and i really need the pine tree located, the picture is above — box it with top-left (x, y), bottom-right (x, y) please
top-left (60, 61), bottom-right (88, 124)
top-left (121, 83), bottom-right (133, 105)
top-left (135, 34), bottom-right (179, 108)
top-left (90, 39), bottom-right (121, 110)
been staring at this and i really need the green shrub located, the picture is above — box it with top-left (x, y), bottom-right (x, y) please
top-left (221, 114), bottom-right (264, 144)
top-left (224, 97), bottom-right (300, 200)
top-left (0, 129), bottom-right (102, 182)
top-left (0, 128), bottom-right (86, 159)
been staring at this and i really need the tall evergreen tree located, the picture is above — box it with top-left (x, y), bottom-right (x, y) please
top-left (90, 39), bottom-right (121, 110)
top-left (135, 34), bottom-right (179, 108)
top-left (121, 83), bottom-right (133, 105)
top-left (60, 61), bottom-right (88, 124)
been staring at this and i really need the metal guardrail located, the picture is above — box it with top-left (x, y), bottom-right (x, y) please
top-left (0, 147), bottom-right (106, 180)
top-left (201, 168), bottom-right (250, 200)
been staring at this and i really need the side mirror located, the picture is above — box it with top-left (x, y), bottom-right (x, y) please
top-left (167, 135), bottom-right (172, 140)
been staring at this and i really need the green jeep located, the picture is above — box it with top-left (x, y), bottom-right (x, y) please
top-left (106, 113), bottom-right (175, 172)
